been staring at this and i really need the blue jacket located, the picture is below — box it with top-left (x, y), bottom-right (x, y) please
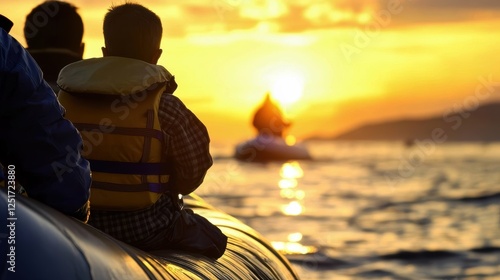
top-left (0, 28), bottom-right (91, 215)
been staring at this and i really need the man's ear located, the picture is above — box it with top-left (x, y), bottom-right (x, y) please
top-left (101, 47), bottom-right (108, 57)
top-left (151, 49), bottom-right (162, 64)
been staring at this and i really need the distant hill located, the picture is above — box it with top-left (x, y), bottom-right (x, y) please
top-left (329, 102), bottom-right (500, 142)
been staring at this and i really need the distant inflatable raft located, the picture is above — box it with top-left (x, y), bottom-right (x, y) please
top-left (0, 190), bottom-right (299, 280)
top-left (234, 135), bottom-right (312, 162)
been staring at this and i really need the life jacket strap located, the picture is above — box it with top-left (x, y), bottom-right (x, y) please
top-left (74, 123), bottom-right (164, 141)
top-left (92, 181), bottom-right (168, 193)
top-left (89, 159), bottom-right (172, 175)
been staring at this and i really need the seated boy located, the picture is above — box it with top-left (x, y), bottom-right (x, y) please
top-left (57, 3), bottom-right (226, 258)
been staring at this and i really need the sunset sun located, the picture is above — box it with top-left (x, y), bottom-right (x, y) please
top-left (269, 69), bottom-right (305, 106)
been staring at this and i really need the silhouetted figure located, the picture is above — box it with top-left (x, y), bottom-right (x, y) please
top-left (0, 15), bottom-right (90, 222)
top-left (24, 1), bottom-right (84, 92)
top-left (57, 3), bottom-right (226, 259)
top-left (252, 92), bottom-right (291, 138)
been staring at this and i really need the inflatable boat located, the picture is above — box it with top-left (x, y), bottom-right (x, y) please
top-left (234, 135), bottom-right (312, 162)
top-left (0, 190), bottom-right (299, 280)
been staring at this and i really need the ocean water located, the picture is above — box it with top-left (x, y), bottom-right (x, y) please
top-left (197, 140), bottom-right (500, 280)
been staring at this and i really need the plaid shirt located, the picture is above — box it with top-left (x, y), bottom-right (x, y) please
top-left (88, 92), bottom-right (213, 246)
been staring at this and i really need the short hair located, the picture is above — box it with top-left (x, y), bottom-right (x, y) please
top-left (103, 3), bottom-right (162, 61)
top-left (24, 1), bottom-right (83, 51)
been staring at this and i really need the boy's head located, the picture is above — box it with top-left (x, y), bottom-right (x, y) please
top-left (24, 1), bottom-right (84, 56)
top-left (102, 3), bottom-right (163, 64)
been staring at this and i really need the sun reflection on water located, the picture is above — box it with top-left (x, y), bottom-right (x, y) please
top-left (279, 178), bottom-right (297, 189)
top-left (271, 241), bottom-right (318, 255)
top-left (281, 201), bottom-right (303, 216)
top-left (272, 232), bottom-right (318, 255)
top-left (280, 189), bottom-right (305, 200)
top-left (272, 161), bottom-right (318, 255)
top-left (279, 161), bottom-right (305, 217)
top-left (279, 161), bottom-right (304, 179)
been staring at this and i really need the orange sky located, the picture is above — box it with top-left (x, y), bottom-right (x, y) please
top-left (4, 1), bottom-right (500, 145)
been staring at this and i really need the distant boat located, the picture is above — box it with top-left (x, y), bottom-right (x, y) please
top-left (234, 135), bottom-right (312, 162)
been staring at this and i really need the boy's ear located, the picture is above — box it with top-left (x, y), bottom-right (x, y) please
top-left (101, 47), bottom-right (108, 57)
top-left (151, 49), bottom-right (162, 64)
top-left (78, 43), bottom-right (85, 58)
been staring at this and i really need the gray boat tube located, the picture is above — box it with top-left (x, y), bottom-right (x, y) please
top-left (0, 190), bottom-right (300, 280)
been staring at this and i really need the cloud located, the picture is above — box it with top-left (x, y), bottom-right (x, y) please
top-left (410, 0), bottom-right (500, 10)
top-left (165, 0), bottom-right (500, 37)
top-left (163, 1), bottom-right (383, 36)
top-left (10, 0), bottom-right (500, 40)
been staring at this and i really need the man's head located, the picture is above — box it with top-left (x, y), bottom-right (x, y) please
top-left (102, 3), bottom-right (163, 64)
top-left (24, 1), bottom-right (84, 56)
top-left (0, 15), bottom-right (13, 33)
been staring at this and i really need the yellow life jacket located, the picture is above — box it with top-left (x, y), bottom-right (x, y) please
top-left (58, 57), bottom-right (177, 211)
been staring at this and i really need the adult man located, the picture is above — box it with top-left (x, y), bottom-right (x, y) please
top-left (0, 15), bottom-right (90, 222)
top-left (57, 4), bottom-right (226, 258)
top-left (24, 1), bottom-right (84, 92)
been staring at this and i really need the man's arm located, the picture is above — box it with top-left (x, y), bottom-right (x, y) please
top-left (158, 94), bottom-right (213, 195)
top-left (0, 28), bottom-right (91, 221)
